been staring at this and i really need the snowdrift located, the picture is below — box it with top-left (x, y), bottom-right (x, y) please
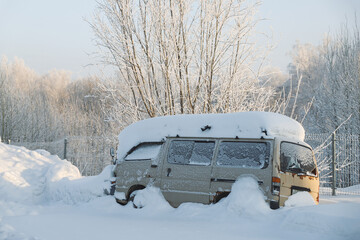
top-left (0, 142), bottom-right (111, 205)
top-left (131, 177), bottom-right (271, 216)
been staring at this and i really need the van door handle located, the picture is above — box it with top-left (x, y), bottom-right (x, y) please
top-left (167, 168), bottom-right (172, 177)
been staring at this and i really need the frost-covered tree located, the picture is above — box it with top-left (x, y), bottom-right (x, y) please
top-left (0, 57), bottom-right (38, 142)
top-left (0, 57), bottom-right (108, 142)
top-left (90, 0), bottom-right (276, 129)
top-left (284, 21), bottom-right (360, 134)
top-left (0, 57), bottom-right (113, 174)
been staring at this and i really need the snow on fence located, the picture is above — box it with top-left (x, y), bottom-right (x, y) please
top-left (9, 133), bottom-right (360, 195)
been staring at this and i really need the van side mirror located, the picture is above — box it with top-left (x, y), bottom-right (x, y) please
top-left (110, 147), bottom-right (115, 157)
top-left (110, 147), bottom-right (116, 164)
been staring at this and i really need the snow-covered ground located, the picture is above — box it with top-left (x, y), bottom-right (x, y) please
top-left (1, 142), bottom-right (360, 240)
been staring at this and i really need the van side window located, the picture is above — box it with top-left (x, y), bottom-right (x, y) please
top-left (168, 140), bottom-right (215, 166)
top-left (125, 142), bottom-right (163, 161)
top-left (280, 142), bottom-right (316, 175)
top-left (216, 141), bottom-right (269, 169)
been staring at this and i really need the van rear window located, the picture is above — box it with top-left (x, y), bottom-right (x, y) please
top-left (216, 141), bottom-right (269, 169)
top-left (280, 142), bottom-right (316, 175)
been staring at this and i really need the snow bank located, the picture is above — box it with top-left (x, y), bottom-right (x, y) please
top-left (284, 191), bottom-right (316, 207)
top-left (0, 219), bottom-right (39, 240)
top-left (0, 142), bottom-right (115, 239)
top-left (131, 177), bottom-right (270, 216)
top-left (117, 112), bottom-right (305, 159)
top-left (132, 186), bottom-right (172, 211)
top-left (0, 142), bottom-right (81, 204)
top-left (219, 177), bottom-right (271, 215)
top-left (0, 142), bottom-right (111, 205)
top-left (45, 165), bottom-right (113, 204)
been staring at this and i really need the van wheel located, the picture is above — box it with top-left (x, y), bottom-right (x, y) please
top-left (213, 192), bottom-right (230, 203)
top-left (129, 190), bottom-right (141, 208)
top-left (127, 185), bottom-right (146, 208)
top-left (115, 197), bottom-right (128, 206)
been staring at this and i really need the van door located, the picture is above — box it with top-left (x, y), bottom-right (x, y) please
top-left (114, 142), bottom-right (164, 201)
top-left (160, 139), bottom-right (216, 207)
top-left (210, 140), bottom-right (273, 203)
top-left (279, 142), bottom-right (319, 205)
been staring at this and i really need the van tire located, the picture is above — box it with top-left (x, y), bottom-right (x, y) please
top-left (115, 197), bottom-right (128, 206)
top-left (129, 191), bottom-right (140, 208)
top-left (213, 192), bottom-right (230, 204)
top-left (127, 185), bottom-right (146, 208)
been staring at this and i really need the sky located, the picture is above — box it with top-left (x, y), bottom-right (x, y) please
top-left (0, 0), bottom-right (359, 78)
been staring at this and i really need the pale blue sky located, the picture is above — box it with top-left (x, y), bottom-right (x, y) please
top-left (259, 0), bottom-right (360, 70)
top-left (0, 0), bottom-right (359, 78)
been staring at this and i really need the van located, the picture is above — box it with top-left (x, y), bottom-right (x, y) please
top-left (112, 112), bottom-right (319, 209)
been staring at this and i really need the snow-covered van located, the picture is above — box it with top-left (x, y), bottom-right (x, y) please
top-left (112, 112), bottom-right (319, 209)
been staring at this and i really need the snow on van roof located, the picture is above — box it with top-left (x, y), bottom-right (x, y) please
top-left (117, 111), bottom-right (305, 159)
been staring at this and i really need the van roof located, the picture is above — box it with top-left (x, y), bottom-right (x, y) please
top-left (117, 111), bottom-right (305, 159)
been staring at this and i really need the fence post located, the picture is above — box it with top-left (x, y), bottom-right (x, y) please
top-left (332, 132), bottom-right (336, 196)
top-left (64, 138), bottom-right (68, 160)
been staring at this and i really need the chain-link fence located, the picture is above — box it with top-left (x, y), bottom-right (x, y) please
top-left (11, 138), bottom-right (65, 159)
top-left (305, 133), bottom-right (360, 195)
top-left (65, 136), bottom-right (117, 176)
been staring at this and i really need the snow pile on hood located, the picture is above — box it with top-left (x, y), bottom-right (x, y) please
top-left (117, 112), bottom-right (305, 159)
top-left (0, 142), bottom-right (111, 205)
top-left (284, 192), bottom-right (316, 207)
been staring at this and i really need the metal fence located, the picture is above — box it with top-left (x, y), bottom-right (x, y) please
top-left (10, 133), bottom-right (360, 195)
top-left (305, 133), bottom-right (360, 195)
top-left (11, 136), bottom-right (117, 176)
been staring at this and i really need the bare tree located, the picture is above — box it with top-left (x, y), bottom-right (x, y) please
top-left (90, 0), bottom-right (275, 128)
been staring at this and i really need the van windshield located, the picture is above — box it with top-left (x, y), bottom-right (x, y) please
top-left (280, 142), bottom-right (316, 176)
